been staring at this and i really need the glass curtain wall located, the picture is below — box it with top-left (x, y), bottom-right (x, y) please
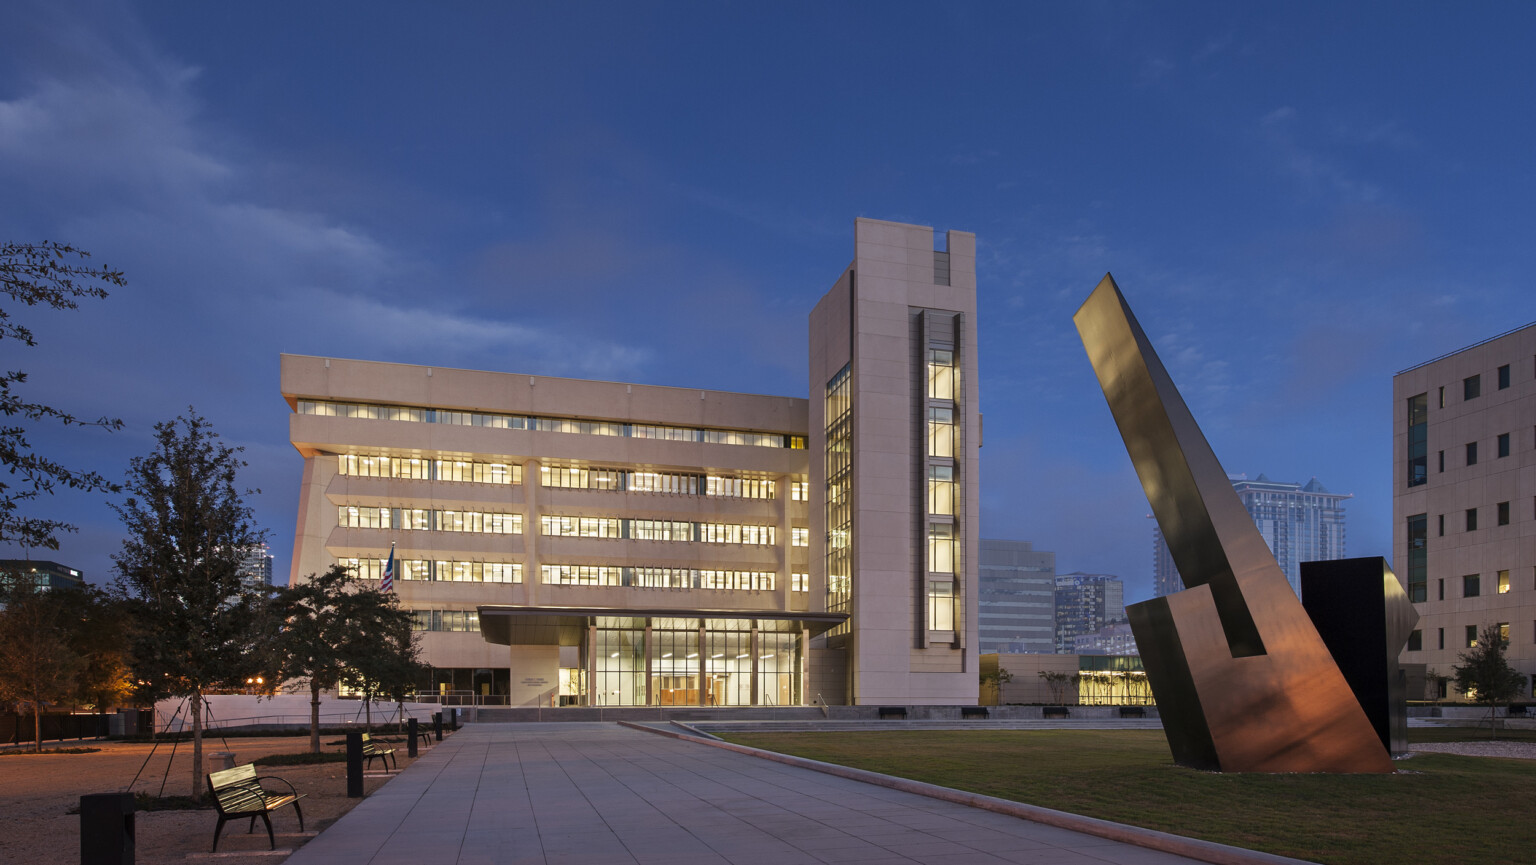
top-left (650, 618), bottom-right (701, 706)
top-left (592, 617), bottom-right (645, 706)
top-left (756, 623), bottom-right (801, 707)
top-left (825, 365), bottom-right (853, 637)
top-left (704, 619), bottom-right (753, 706)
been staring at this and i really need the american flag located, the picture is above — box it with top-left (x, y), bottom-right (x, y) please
top-left (381, 542), bottom-right (395, 593)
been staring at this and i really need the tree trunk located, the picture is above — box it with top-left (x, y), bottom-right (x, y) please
top-left (310, 684), bottom-right (321, 754)
top-left (32, 703), bottom-right (41, 753)
top-left (191, 692), bottom-right (205, 800)
top-left (364, 697), bottom-right (372, 732)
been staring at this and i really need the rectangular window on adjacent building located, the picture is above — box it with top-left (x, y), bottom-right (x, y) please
top-left (1406, 514), bottom-right (1427, 603)
top-left (927, 349), bottom-right (958, 400)
top-left (791, 573), bottom-right (809, 592)
top-left (1406, 393), bottom-right (1427, 487)
top-left (1498, 432), bottom-right (1511, 458)
top-left (1438, 450), bottom-right (1445, 472)
top-left (1499, 570), bottom-right (1510, 594)
top-left (1466, 441), bottom-right (1478, 466)
top-left (1464, 374), bottom-right (1481, 400)
top-left (1438, 386), bottom-right (1446, 408)
top-left (1438, 578), bottom-right (1445, 600)
top-left (1407, 630), bottom-right (1422, 652)
top-left (927, 407), bottom-right (955, 457)
top-left (1498, 364), bottom-right (1510, 389)
top-left (1464, 574), bottom-right (1480, 598)
top-left (1467, 625), bottom-right (1478, 648)
top-left (792, 527), bottom-right (809, 547)
top-left (927, 580), bottom-right (955, 631)
top-left (1467, 508), bottom-right (1478, 531)
top-left (928, 465), bottom-right (956, 515)
top-left (1498, 501), bottom-right (1510, 526)
top-left (1438, 514), bottom-right (1445, 536)
top-left (928, 523), bottom-right (956, 573)
top-left (1500, 623), bottom-right (1511, 643)
top-left (1438, 628), bottom-right (1445, 650)
top-left (790, 481), bottom-right (809, 501)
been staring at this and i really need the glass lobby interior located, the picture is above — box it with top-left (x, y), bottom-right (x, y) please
top-left (480, 609), bottom-right (845, 707)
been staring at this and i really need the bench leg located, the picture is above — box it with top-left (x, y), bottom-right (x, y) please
top-left (388, 751), bottom-right (397, 770)
top-left (212, 816), bottom-right (228, 853)
top-left (261, 812), bottom-right (276, 850)
top-left (293, 800), bottom-right (305, 832)
top-left (248, 814), bottom-right (258, 833)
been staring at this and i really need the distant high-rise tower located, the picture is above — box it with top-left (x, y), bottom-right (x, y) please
top-left (1152, 474), bottom-right (1349, 598)
top-left (238, 544), bottom-right (274, 593)
top-left (1053, 572), bottom-right (1124, 654)
top-left (978, 540), bottom-right (1056, 653)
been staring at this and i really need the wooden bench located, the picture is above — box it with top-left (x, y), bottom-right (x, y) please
top-left (1118, 705), bottom-right (1146, 718)
top-left (207, 764), bottom-right (305, 852)
top-left (1042, 706), bottom-right (1071, 719)
top-left (361, 732), bottom-right (397, 771)
top-left (961, 706), bottom-right (989, 719)
top-left (877, 706), bottom-right (907, 720)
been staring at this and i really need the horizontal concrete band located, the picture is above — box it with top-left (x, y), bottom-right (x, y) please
top-left (618, 720), bottom-right (1317, 865)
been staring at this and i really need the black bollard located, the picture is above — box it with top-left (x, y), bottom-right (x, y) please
top-left (346, 731), bottom-right (363, 798)
top-left (433, 711), bottom-right (443, 742)
top-left (407, 717), bottom-right (418, 758)
top-left (80, 792), bottom-right (135, 865)
top-left (448, 707), bottom-right (458, 730)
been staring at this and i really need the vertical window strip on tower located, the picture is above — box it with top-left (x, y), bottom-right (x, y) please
top-left (825, 364), bottom-right (853, 633)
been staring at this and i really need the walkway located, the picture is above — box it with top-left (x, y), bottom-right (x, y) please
top-left (283, 722), bottom-right (1219, 865)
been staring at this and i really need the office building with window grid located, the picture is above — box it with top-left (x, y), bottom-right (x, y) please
top-left (1152, 474), bottom-right (1349, 599)
top-left (1393, 321), bottom-right (1536, 700)
top-left (285, 218), bottom-right (979, 707)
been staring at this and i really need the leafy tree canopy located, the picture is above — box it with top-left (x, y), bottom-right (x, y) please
top-left (0, 242), bottom-right (124, 550)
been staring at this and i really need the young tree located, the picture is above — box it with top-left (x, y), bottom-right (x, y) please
top-left (0, 576), bottom-right (85, 751)
top-left (112, 412), bottom-right (267, 799)
top-left (346, 605), bottom-right (426, 732)
top-left (0, 242), bottom-right (124, 550)
top-left (1453, 624), bottom-right (1527, 739)
top-left (68, 586), bottom-right (136, 712)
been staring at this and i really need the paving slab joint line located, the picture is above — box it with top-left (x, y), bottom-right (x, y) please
top-left (618, 720), bottom-right (1316, 865)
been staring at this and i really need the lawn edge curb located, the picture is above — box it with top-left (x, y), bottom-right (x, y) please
top-left (617, 720), bottom-right (1316, 865)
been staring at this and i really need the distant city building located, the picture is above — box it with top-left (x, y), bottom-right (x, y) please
top-left (0, 559), bottom-right (85, 591)
top-left (238, 544), bottom-right (274, 593)
top-left (1153, 473), bottom-right (1350, 598)
top-left (1071, 621), bottom-right (1138, 656)
top-left (1394, 321), bottom-right (1536, 700)
top-left (1053, 572), bottom-right (1124, 654)
top-left (978, 539), bottom-right (1056, 654)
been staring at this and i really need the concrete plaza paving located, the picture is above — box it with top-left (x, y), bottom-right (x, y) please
top-left (282, 721), bottom-right (1218, 865)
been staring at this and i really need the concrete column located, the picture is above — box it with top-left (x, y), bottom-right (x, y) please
top-left (524, 459), bottom-right (540, 603)
top-left (750, 626), bottom-right (760, 706)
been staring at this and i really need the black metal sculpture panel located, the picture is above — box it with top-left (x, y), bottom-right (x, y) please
top-left (1074, 274), bottom-right (1395, 773)
top-left (1300, 557), bottom-right (1417, 757)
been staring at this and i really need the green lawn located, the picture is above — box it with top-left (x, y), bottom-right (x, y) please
top-left (722, 729), bottom-right (1534, 865)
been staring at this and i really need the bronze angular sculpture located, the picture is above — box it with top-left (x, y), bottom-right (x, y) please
top-left (1074, 274), bottom-right (1396, 773)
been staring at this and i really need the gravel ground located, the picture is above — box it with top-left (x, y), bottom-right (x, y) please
top-left (1409, 740), bottom-right (1536, 760)
top-left (0, 731), bottom-right (434, 864)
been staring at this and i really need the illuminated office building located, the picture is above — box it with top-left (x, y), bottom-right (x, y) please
top-left (285, 219), bottom-right (980, 706)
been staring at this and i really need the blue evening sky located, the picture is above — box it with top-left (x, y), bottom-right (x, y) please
top-left (4, 1), bottom-right (1533, 602)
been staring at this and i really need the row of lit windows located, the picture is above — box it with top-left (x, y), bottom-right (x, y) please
top-left (1408, 622), bottom-right (1519, 652)
top-left (409, 609), bottom-right (481, 632)
top-left (338, 557), bottom-right (522, 583)
top-left (541, 466), bottom-right (787, 500)
top-left (539, 516), bottom-right (782, 545)
top-left (338, 506), bottom-right (522, 535)
top-left (338, 454), bottom-right (522, 484)
top-left (299, 399), bottom-right (806, 449)
top-left (1427, 569), bottom-right (1520, 601)
top-left (540, 565), bottom-right (789, 591)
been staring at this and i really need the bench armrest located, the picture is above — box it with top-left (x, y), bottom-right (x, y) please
top-left (256, 776), bottom-right (300, 798)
